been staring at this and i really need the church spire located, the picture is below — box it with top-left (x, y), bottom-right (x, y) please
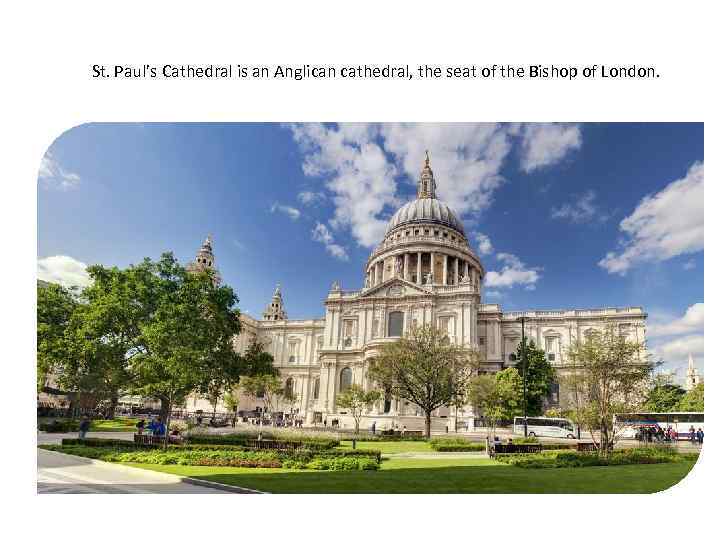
top-left (417, 150), bottom-right (437, 199)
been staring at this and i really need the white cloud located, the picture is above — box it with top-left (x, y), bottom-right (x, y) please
top-left (484, 289), bottom-right (503, 299)
top-left (311, 222), bottom-right (349, 261)
top-left (599, 161), bottom-right (704, 275)
top-left (485, 252), bottom-right (542, 289)
top-left (513, 123), bottom-right (582, 173)
top-left (270, 203), bottom-right (301, 220)
top-left (37, 255), bottom-right (91, 289)
top-left (652, 334), bottom-right (704, 367)
top-left (648, 303), bottom-right (704, 338)
top-left (38, 152), bottom-right (81, 190)
top-left (290, 123), bottom-right (581, 249)
top-left (551, 190), bottom-right (607, 224)
top-left (297, 190), bottom-right (326, 205)
top-left (474, 232), bottom-right (493, 255)
top-left (291, 123), bottom-right (397, 248)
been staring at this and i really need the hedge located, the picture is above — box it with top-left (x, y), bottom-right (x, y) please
top-left (186, 434), bottom-right (339, 450)
top-left (495, 447), bottom-right (699, 469)
top-left (61, 438), bottom-right (135, 448)
top-left (429, 437), bottom-right (486, 452)
top-left (40, 420), bottom-right (80, 433)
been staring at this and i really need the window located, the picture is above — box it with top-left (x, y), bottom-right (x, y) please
top-left (388, 311), bottom-right (404, 337)
top-left (509, 353), bottom-right (517, 363)
top-left (312, 378), bottom-right (320, 400)
top-left (339, 367), bottom-right (352, 391)
top-left (548, 353), bottom-right (556, 362)
top-left (284, 378), bottom-right (294, 399)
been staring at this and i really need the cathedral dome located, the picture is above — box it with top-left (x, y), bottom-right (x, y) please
top-left (386, 197), bottom-right (465, 236)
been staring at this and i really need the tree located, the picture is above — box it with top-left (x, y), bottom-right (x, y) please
top-left (37, 282), bottom-right (78, 393)
top-left (336, 385), bottom-right (381, 434)
top-left (240, 374), bottom-right (293, 425)
top-left (643, 383), bottom-right (686, 412)
top-left (241, 337), bottom-right (278, 377)
top-left (122, 253), bottom-right (241, 441)
top-left (514, 339), bottom-right (556, 416)
top-left (369, 324), bottom-right (483, 438)
top-left (676, 382), bottom-right (703, 411)
top-left (563, 322), bottom-right (654, 457)
top-left (467, 374), bottom-right (503, 438)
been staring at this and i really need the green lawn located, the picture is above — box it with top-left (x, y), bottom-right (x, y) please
top-left (127, 456), bottom-right (695, 494)
top-left (338, 440), bottom-right (433, 454)
top-left (89, 418), bottom-right (138, 432)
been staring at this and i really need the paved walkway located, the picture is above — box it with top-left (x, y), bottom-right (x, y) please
top-left (37, 448), bottom-right (252, 494)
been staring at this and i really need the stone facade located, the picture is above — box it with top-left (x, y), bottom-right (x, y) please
top-left (187, 154), bottom-right (648, 430)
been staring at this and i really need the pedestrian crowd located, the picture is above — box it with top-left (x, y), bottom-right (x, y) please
top-left (636, 424), bottom-right (704, 444)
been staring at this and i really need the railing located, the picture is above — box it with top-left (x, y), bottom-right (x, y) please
top-left (502, 307), bottom-right (644, 319)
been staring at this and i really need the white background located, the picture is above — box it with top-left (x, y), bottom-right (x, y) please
top-left (0, 1), bottom-right (714, 538)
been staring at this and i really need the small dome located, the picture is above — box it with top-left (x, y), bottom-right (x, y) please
top-left (386, 198), bottom-right (465, 236)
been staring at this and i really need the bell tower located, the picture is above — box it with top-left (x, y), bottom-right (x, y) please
top-left (263, 284), bottom-right (288, 321)
top-left (186, 234), bottom-right (221, 286)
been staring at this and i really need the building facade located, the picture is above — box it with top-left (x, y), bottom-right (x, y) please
top-left (187, 154), bottom-right (648, 430)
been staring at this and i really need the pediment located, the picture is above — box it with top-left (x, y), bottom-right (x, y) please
top-left (357, 278), bottom-right (432, 299)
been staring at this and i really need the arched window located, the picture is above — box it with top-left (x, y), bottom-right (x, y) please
top-left (312, 378), bottom-right (320, 400)
top-left (339, 367), bottom-right (352, 392)
top-left (284, 378), bottom-right (294, 399)
top-left (388, 311), bottom-right (404, 337)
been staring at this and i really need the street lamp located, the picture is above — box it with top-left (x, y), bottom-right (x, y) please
top-left (518, 316), bottom-right (529, 438)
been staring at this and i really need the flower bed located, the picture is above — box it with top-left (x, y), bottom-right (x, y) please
top-left (43, 442), bottom-right (381, 470)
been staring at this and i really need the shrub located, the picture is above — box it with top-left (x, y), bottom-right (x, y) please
top-left (186, 434), bottom-right (339, 450)
top-left (513, 436), bottom-right (539, 444)
top-left (306, 457), bottom-right (379, 471)
top-left (430, 438), bottom-right (486, 452)
top-left (40, 419), bottom-right (79, 433)
top-left (61, 437), bottom-right (136, 448)
top-left (45, 443), bottom-right (383, 470)
top-left (495, 447), bottom-right (699, 469)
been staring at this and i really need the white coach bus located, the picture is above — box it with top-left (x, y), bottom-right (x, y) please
top-left (513, 416), bottom-right (576, 438)
top-left (614, 412), bottom-right (704, 440)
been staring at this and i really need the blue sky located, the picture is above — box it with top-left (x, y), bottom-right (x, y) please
top-left (37, 123), bottom-right (704, 378)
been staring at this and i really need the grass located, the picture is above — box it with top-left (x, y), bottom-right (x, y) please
top-left (338, 440), bottom-right (433, 454)
top-left (126, 455), bottom-right (696, 494)
top-left (89, 417), bottom-right (139, 432)
top-left (38, 416), bottom-right (139, 432)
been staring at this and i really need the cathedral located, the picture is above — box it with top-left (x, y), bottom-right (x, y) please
top-left (186, 153), bottom-right (648, 431)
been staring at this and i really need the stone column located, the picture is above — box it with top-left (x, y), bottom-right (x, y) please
top-left (416, 252), bottom-right (422, 283)
top-left (464, 260), bottom-right (469, 280)
top-left (443, 254), bottom-right (448, 285)
top-left (430, 252), bottom-right (435, 284)
top-left (454, 258), bottom-right (459, 285)
top-left (327, 362), bottom-right (338, 413)
top-left (404, 253), bottom-right (409, 280)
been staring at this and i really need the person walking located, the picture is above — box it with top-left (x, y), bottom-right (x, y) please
top-left (371, 421), bottom-right (376, 435)
top-left (78, 415), bottom-right (91, 440)
top-left (689, 425), bottom-right (696, 444)
top-left (135, 418), bottom-right (146, 435)
top-left (696, 427), bottom-right (704, 445)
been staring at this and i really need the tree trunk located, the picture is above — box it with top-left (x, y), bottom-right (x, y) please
top-left (106, 393), bottom-right (119, 420)
top-left (424, 412), bottom-right (432, 439)
top-left (159, 397), bottom-right (171, 426)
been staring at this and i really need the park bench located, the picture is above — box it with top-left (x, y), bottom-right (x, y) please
top-left (576, 442), bottom-right (597, 452)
